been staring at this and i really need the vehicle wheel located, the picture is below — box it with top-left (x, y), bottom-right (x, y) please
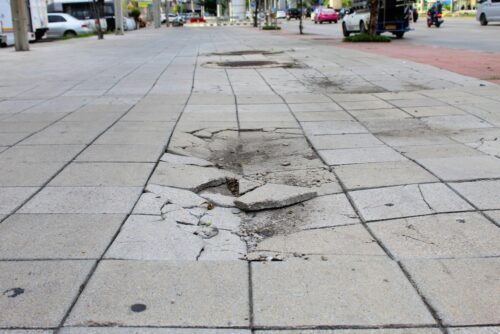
top-left (314, 20), bottom-right (317, 24)
top-left (334, 20), bottom-right (338, 23)
top-left (394, 31), bottom-right (404, 38)
top-left (359, 21), bottom-right (366, 33)
top-left (342, 22), bottom-right (350, 37)
top-left (436, 21), bottom-right (441, 28)
top-left (63, 31), bottom-right (77, 38)
top-left (329, 21), bottom-right (332, 23)
top-left (480, 13), bottom-right (488, 26)
top-left (319, 21), bottom-right (323, 24)
top-left (427, 19), bottom-right (432, 27)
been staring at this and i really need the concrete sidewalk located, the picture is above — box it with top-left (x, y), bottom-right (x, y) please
top-left (0, 27), bottom-right (499, 333)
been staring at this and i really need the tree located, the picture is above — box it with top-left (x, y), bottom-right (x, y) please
top-left (367, 0), bottom-right (378, 35)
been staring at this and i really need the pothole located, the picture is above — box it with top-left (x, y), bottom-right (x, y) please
top-left (209, 50), bottom-right (284, 56)
top-left (202, 60), bottom-right (303, 69)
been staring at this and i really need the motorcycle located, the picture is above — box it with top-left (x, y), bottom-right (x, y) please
top-left (427, 10), bottom-right (443, 27)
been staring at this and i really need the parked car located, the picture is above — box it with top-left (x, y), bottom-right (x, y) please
top-left (47, 13), bottom-right (92, 38)
top-left (477, 0), bottom-right (500, 25)
top-left (314, 8), bottom-right (339, 23)
top-left (276, 10), bottom-right (286, 19)
top-left (123, 16), bottom-right (136, 31)
top-left (286, 8), bottom-right (301, 20)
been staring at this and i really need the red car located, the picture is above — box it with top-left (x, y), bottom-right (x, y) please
top-left (314, 8), bottom-right (339, 24)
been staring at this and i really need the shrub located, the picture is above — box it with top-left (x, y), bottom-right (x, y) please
top-left (262, 25), bottom-right (281, 30)
top-left (343, 33), bottom-right (391, 42)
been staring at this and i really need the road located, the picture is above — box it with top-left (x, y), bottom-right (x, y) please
top-left (280, 17), bottom-right (500, 53)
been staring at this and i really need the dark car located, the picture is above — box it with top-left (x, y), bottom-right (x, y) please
top-left (286, 8), bottom-right (301, 20)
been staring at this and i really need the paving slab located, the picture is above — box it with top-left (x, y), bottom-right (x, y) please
top-left (255, 224), bottom-right (385, 256)
top-left (0, 331), bottom-right (52, 334)
top-left (447, 328), bottom-right (500, 334)
top-left (49, 162), bottom-right (154, 187)
top-left (402, 258), bottom-right (500, 326)
top-left (397, 144), bottom-right (484, 160)
top-left (338, 100), bottom-right (394, 110)
top-left (66, 260), bottom-right (249, 327)
top-left (0, 132), bottom-right (30, 146)
top-left (255, 329), bottom-right (441, 334)
top-left (133, 185), bottom-right (207, 215)
top-left (160, 153), bottom-right (213, 167)
top-left (417, 156), bottom-right (500, 181)
top-left (252, 259), bottom-right (435, 327)
top-left (60, 328), bottom-right (250, 334)
top-left (199, 207), bottom-right (241, 232)
top-left (302, 121), bottom-right (367, 136)
top-left (350, 183), bottom-right (472, 222)
top-left (485, 210), bottom-right (500, 225)
top-left (334, 161), bottom-right (437, 190)
top-left (19, 187), bottom-right (142, 214)
top-left (370, 212), bottom-right (500, 259)
top-left (421, 115), bottom-right (493, 131)
top-left (294, 111), bottom-right (353, 121)
top-left (0, 187), bottom-right (39, 214)
top-left (308, 134), bottom-right (384, 150)
top-left (0, 214), bottom-right (125, 259)
top-left (348, 108), bottom-right (411, 120)
top-left (318, 147), bottom-right (406, 166)
top-left (248, 194), bottom-right (359, 234)
top-left (0, 161), bottom-right (64, 186)
top-left (0, 260), bottom-right (94, 327)
top-left (0, 145), bottom-right (84, 162)
top-left (450, 180), bottom-right (500, 210)
top-left (235, 183), bottom-right (317, 211)
top-left (150, 163), bottom-right (234, 192)
top-left (105, 215), bottom-right (203, 260)
top-left (76, 144), bottom-right (163, 163)
top-left (402, 105), bottom-right (466, 117)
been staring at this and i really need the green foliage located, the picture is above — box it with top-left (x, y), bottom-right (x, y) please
top-left (129, 8), bottom-right (141, 20)
top-left (62, 32), bottom-right (96, 40)
top-left (342, 0), bottom-right (352, 7)
top-left (262, 25), bottom-right (281, 30)
top-left (343, 33), bottom-right (391, 42)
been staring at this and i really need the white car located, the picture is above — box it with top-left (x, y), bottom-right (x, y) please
top-left (123, 16), bottom-right (137, 31)
top-left (342, 8), bottom-right (370, 36)
top-left (47, 13), bottom-right (92, 38)
top-left (477, 0), bottom-right (500, 25)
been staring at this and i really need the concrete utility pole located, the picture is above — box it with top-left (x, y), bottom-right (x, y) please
top-left (165, 0), bottom-right (170, 27)
top-left (153, 0), bottom-right (161, 27)
top-left (10, 0), bottom-right (29, 51)
top-left (114, 0), bottom-right (124, 34)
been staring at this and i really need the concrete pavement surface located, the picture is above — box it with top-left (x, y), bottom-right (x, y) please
top-left (0, 26), bottom-right (499, 333)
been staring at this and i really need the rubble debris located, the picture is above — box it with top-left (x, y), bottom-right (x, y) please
top-left (234, 183), bottom-right (317, 211)
top-left (199, 192), bottom-right (235, 208)
top-left (195, 225), bottom-right (219, 239)
top-left (198, 230), bottom-right (247, 261)
top-left (162, 208), bottom-right (199, 225)
top-left (238, 178), bottom-right (264, 195)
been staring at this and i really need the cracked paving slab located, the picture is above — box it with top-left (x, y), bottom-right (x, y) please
top-left (349, 183), bottom-right (473, 222)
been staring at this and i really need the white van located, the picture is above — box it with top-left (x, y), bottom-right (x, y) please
top-left (477, 0), bottom-right (500, 25)
top-left (0, 0), bottom-right (49, 46)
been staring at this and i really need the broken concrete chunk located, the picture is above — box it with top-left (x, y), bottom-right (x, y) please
top-left (160, 203), bottom-right (183, 214)
top-left (195, 225), bottom-right (219, 239)
top-left (193, 129), bottom-right (213, 139)
top-left (189, 207), bottom-right (207, 218)
top-left (200, 207), bottom-right (242, 232)
top-left (199, 230), bottom-right (247, 261)
top-left (199, 192), bottom-right (236, 208)
top-left (162, 208), bottom-right (199, 226)
top-left (234, 183), bottom-right (317, 211)
top-left (150, 163), bottom-right (235, 192)
top-left (238, 178), bottom-right (264, 195)
top-left (160, 153), bottom-right (213, 167)
top-left (145, 184), bottom-right (206, 208)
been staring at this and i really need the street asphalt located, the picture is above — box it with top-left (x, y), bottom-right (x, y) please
top-left (280, 16), bottom-right (500, 52)
top-left (0, 25), bottom-right (499, 333)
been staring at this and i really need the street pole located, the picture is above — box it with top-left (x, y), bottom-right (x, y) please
top-left (153, 0), bottom-right (161, 27)
top-left (10, 0), bottom-right (29, 51)
top-left (165, 0), bottom-right (170, 27)
top-left (298, 0), bottom-right (303, 34)
top-left (114, 0), bottom-right (124, 34)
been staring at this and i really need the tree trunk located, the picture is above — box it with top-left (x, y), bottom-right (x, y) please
top-left (368, 0), bottom-right (378, 35)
